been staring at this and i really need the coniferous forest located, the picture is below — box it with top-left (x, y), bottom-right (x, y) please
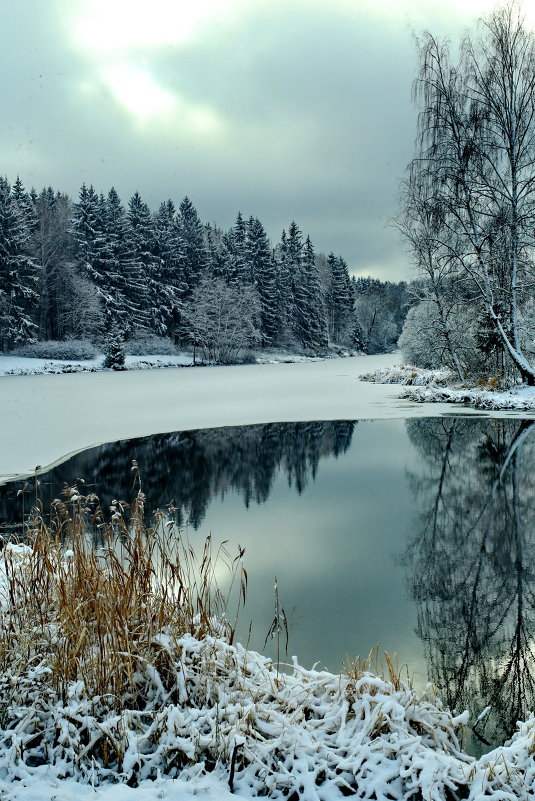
top-left (0, 176), bottom-right (410, 361)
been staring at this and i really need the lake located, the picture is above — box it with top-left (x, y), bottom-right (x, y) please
top-left (1, 416), bottom-right (534, 754)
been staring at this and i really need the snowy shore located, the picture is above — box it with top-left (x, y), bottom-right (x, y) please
top-left (361, 363), bottom-right (535, 412)
top-left (1, 532), bottom-right (535, 801)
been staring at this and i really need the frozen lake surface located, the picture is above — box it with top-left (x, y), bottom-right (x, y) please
top-left (0, 353), bottom-right (517, 484)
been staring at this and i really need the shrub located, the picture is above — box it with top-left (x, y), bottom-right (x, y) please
top-left (123, 335), bottom-right (178, 356)
top-left (11, 339), bottom-right (99, 360)
top-left (235, 349), bottom-right (258, 365)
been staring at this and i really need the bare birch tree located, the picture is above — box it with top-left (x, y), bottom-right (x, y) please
top-left (404, 3), bottom-right (535, 384)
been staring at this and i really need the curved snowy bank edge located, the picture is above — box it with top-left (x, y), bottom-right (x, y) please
top-left (3, 630), bottom-right (535, 800)
top-left (361, 364), bottom-right (535, 411)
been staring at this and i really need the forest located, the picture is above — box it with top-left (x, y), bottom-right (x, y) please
top-left (0, 176), bottom-right (410, 362)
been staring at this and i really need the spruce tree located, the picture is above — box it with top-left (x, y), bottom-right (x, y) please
top-left (34, 187), bottom-right (76, 340)
top-left (275, 229), bottom-right (293, 345)
top-left (293, 236), bottom-right (328, 351)
top-left (226, 211), bottom-right (249, 286)
top-left (177, 196), bottom-right (208, 296)
top-left (153, 199), bottom-right (188, 339)
top-left (327, 253), bottom-right (354, 344)
top-left (247, 217), bottom-right (279, 345)
top-left (128, 191), bottom-right (169, 336)
top-left (0, 177), bottom-right (40, 350)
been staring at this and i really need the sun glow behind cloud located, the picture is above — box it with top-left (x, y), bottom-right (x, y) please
top-left (67, 0), bottom-right (240, 128)
top-left (101, 64), bottom-right (176, 119)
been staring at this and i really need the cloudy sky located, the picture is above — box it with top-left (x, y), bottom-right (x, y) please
top-left (0, 0), bottom-right (522, 280)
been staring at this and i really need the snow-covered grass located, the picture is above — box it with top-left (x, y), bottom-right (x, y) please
top-left (2, 495), bottom-right (535, 801)
top-left (0, 353), bottom-right (196, 376)
top-left (359, 363), bottom-right (453, 387)
top-left (361, 363), bottom-right (535, 411)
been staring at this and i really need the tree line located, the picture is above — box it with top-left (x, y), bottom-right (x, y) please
top-left (0, 176), bottom-right (409, 360)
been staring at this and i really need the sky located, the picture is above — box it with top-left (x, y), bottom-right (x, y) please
top-left (0, 0), bottom-right (523, 281)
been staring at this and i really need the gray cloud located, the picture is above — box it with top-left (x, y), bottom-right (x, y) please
top-left (0, 1), bottom-right (488, 281)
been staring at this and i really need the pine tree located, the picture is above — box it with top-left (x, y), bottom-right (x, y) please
top-left (177, 196), bottom-right (208, 296)
top-left (153, 199), bottom-right (188, 339)
top-left (205, 223), bottom-right (228, 280)
top-left (128, 192), bottom-right (168, 336)
top-left (0, 177), bottom-right (40, 350)
top-left (327, 253), bottom-right (354, 344)
top-left (293, 236), bottom-right (328, 351)
top-left (72, 183), bottom-right (100, 282)
top-left (74, 185), bottom-right (147, 336)
top-left (226, 212), bottom-right (249, 286)
top-left (12, 177), bottom-right (37, 234)
top-left (33, 187), bottom-right (77, 340)
top-left (247, 217), bottom-right (279, 345)
top-left (275, 229), bottom-right (293, 345)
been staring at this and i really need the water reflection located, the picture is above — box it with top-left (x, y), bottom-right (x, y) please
top-left (0, 421), bottom-right (356, 530)
top-left (404, 418), bottom-right (535, 752)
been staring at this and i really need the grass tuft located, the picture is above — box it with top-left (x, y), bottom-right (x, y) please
top-left (0, 486), bottom-right (246, 710)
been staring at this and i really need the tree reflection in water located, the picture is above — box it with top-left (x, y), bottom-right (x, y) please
top-left (0, 421), bottom-right (356, 531)
top-left (404, 418), bottom-right (535, 752)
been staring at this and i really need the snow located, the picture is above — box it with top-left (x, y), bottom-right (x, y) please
top-left (0, 352), bottom-right (478, 486)
top-left (361, 363), bottom-right (535, 411)
top-left (0, 353), bottom-right (195, 376)
top-left (2, 625), bottom-right (535, 801)
top-left (2, 353), bottom-right (533, 485)
top-left (0, 350), bottom-right (350, 377)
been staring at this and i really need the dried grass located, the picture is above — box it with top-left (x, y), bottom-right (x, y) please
top-left (0, 484), bottom-right (247, 710)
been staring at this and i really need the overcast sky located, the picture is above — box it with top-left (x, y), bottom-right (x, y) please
top-left (0, 0), bottom-right (520, 280)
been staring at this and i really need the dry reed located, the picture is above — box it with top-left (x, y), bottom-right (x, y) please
top-left (0, 484), bottom-right (247, 711)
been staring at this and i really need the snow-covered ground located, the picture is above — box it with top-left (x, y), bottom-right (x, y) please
top-left (361, 363), bottom-right (535, 411)
top-left (0, 538), bottom-right (532, 801)
top-left (0, 353), bottom-right (195, 376)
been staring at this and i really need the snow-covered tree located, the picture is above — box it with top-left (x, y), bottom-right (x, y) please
top-left (0, 177), bottom-right (40, 350)
top-left (178, 196), bottom-right (208, 295)
top-left (247, 217), bottom-right (279, 345)
top-left (327, 253), bottom-right (354, 344)
top-left (33, 188), bottom-right (78, 340)
top-left (293, 236), bottom-right (328, 351)
top-left (183, 276), bottom-right (260, 363)
top-left (404, 6), bottom-right (535, 384)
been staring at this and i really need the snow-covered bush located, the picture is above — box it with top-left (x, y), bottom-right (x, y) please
top-left (184, 278), bottom-right (260, 364)
top-left (11, 339), bottom-right (99, 360)
top-left (360, 363), bottom-right (453, 386)
top-left (123, 335), bottom-right (178, 356)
